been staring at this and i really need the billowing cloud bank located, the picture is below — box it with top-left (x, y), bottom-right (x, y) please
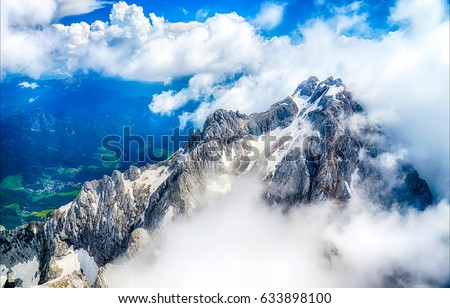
top-left (1, 0), bottom-right (448, 197)
top-left (105, 176), bottom-right (450, 287)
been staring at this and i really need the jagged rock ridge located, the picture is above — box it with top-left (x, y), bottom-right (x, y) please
top-left (0, 76), bottom-right (433, 287)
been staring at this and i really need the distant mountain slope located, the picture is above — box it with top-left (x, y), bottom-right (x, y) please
top-left (0, 73), bottom-right (181, 229)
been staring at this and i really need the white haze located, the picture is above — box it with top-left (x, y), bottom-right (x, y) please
top-left (251, 2), bottom-right (286, 30)
top-left (105, 176), bottom-right (450, 288)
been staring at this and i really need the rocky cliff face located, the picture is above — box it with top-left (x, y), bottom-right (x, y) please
top-left (0, 76), bottom-right (433, 287)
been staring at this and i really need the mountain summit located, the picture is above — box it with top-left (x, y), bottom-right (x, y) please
top-left (0, 77), bottom-right (432, 287)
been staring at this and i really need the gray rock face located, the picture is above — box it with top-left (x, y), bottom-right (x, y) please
top-left (265, 77), bottom-right (363, 204)
top-left (92, 264), bottom-right (112, 288)
top-left (41, 271), bottom-right (88, 288)
top-left (0, 222), bottom-right (48, 284)
top-left (44, 164), bottom-right (171, 267)
top-left (0, 76), bottom-right (433, 286)
top-left (202, 97), bottom-right (299, 141)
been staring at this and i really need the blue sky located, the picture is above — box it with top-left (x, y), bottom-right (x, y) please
top-left (60, 0), bottom-right (397, 38)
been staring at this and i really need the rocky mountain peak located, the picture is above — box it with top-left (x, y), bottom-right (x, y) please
top-left (293, 76), bottom-right (319, 97)
top-left (0, 76), bottom-right (433, 287)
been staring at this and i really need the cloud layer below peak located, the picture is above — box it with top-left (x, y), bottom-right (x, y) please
top-left (105, 176), bottom-right (450, 287)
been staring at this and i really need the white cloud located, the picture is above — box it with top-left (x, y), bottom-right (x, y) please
top-left (2, 0), bottom-right (57, 27)
top-left (28, 3), bottom-right (259, 82)
top-left (55, 0), bottom-right (106, 18)
top-left (179, 7), bottom-right (189, 15)
top-left (390, 0), bottom-right (446, 32)
top-left (195, 8), bottom-right (209, 21)
top-left (149, 74), bottom-right (216, 115)
top-left (330, 2), bottom-right (369, 35)
top-left (1, 0), bottom-right (104, 27)
top-left (0, 0), bottom-right (106, 79)
top-left (105, 176), bottom-right (450, 287)
top-left (252, 2), bottom-right (286, 30)
top-left (28, 96), bottom-right (39, 103)
top-left (18, 81), bottom-right (39, 89)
